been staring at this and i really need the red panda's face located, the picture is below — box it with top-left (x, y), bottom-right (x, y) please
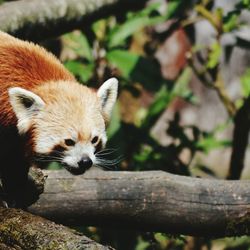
top-left (8, 78), bottom-right (118, 175)
top-left (33, 109), bottom-right (107, 175)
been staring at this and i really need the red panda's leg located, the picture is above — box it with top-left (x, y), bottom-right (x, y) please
top-left (1, 159), bottom-right (42, 208)
top-left (0, 127), bottom-right (31, 207)
top-left (0, 154), bottom-right (30, 208)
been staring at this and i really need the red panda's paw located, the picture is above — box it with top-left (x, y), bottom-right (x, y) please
top-left (3, 172), bottom-right (45, 208)
top-left (0, 185), bottom-right (8, 208)
top-left (17, 173), bottom-right (45, 208)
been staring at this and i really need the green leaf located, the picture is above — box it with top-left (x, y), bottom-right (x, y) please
top-left (240, 68), bottom-right (250, 97)
top-left (107, 1), bottom-right (184, 48)
top-left (148, 86), bottom-right (171, 117)
top-left (108, 16), bottom-right (163, 48)
top-left (106, 49), bottom-right (139, 78)
top-left (142, 86), bottom-right (171, 129)
top-left (171, 67), bottom-right (196, 102)
top-left (107, 3), bottom-right (165, 48)
top-left (135, 237), bottom-right (150, 250)
top-left (243, 0), bottom-right (250, 5)
top-left (92, 19), bottom-right (107, 41)
top-left (236, 0), bottom-right (250, 10)
top-left (134, 146), bottom-right (153, 163)
top-left (197, 135), bottom-right (231, 154)
top-left (63, 32), bottom-right (93, 62)
top-left (223, 10), bottom-right (240, 32)
top-left (166, 0), bottom-right (184, 19)
top-left (64, 61), bottom-right (94, 83)
top-left (206, 42), bottom-right (221, 69)
top-left (154, 233), bottom-right (169, 248)
top-left (107, 49), bottom-right (164, 91)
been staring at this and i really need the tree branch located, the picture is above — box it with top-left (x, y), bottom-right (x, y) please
top-left (186, 51), bottom-right (236, 117)
top-left (0, 0), bottom-right (147, 42)
top-left (28, 169), bottom-right (250, 238)
top-left (227, 96), bottom-right (250, 180)
top-left (0, 207), bottom-right (113, 249)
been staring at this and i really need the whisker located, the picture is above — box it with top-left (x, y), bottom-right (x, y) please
top-left (96, 155), bottom-right (124, 164)
top-left (100, 147), bottom-right (118, 152)
top-left (35, 156), bottom-right (63, 161)
top-left (95, 164), bottom-right (117, 171)
top-left (95, 148), bottom-right (118, 155)
top-left (95, 154), bottom-right (123, 170)
top-left (95, 152), bottom-right (115, 157)
top-left (34, 159), bottom-right (62, 163)
top-left (34, 155), bottom-right (64, 163)
top-left (96, 160), bottom-right (120, 166)
top-left (51, 150), bottom-right (65, 156)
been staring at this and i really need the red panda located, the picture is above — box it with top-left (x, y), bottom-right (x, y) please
top-left (0, 31), bottom-right (118, 206)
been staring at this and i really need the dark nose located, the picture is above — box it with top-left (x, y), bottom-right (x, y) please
top-left (77, 156), bottom-right (93, 170)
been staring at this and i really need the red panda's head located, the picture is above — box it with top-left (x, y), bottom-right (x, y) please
top-left (8, 78), bottom-right (118, 175)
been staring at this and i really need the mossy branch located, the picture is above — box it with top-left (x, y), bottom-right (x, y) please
top-left (0, 0), bottom-right (147, 41)
top-left (0, 207), bottom-right (113, 250)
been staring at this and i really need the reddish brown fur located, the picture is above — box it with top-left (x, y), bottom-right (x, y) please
top-left (0, 32), bottom-right (114, 207)
top-left (0, 32), bottom-right (81, 206)
top-left (0, 31), bottom-right (75, 126)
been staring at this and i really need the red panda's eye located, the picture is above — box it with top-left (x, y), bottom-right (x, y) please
top-left (91, 136), bottom-right (98, 144)
top-left (64, 139), bottom-right (75, 146)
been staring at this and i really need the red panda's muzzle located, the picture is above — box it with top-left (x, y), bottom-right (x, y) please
top-left (62, 156), bottom-right (93, 175)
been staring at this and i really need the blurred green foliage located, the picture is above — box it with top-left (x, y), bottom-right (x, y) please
top-left (60, 0), bottom-right (250, 249)
top-left (62, 0), bottom-right (233, 177)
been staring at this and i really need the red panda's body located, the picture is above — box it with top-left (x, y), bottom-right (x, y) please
top-left (0, 32), bottom-right (118, 207)
top-left (0, 31), bottom-right (74, 126)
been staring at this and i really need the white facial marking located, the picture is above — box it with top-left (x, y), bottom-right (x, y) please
top-left (35, 135), bottom-right (60, 154)
top-left (8, 87), bottom-right (45, 134)
top-left (63, 143), bottom-right (96, 168)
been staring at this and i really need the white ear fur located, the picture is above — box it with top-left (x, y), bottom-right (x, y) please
top-left (8, 87), bottom-right (45, 134)
top-left (97, 78), bottom-right (118, 120)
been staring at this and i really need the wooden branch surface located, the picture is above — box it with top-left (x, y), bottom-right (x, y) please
top-left (0, 0), bottom-right (147, 41)
top-left (28, 169), bottom-right (250, 237)
top-left (0, 207), bottom-right (113, 250)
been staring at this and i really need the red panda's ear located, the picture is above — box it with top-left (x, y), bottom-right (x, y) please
top-left (97, 78), bottom-right (118, 121)
top-left (8, 87), bottom-right (45, 134)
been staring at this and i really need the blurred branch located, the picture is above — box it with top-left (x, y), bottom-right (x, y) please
top-left (0, 207), bottom-right (112, 250)
top-left (195, 4), bottom-right (221, 32)
top-left (29, 169), bottom-right (250, 238)
top-left (186, 51), bottom-right (236, 116)
top-left (0, 0), bottom-right (147, 42)
top-left (214, 72), bottom-right (236, 116)
top-left (227, 96), bottom-right (250, 180)
top-left (187, 0), bottom-right (248, 180)
top-left (195, 2), bottom-right (222, 34)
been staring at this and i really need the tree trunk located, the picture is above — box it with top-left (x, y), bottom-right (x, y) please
top-left (28, 169), bottom-right (250, 238)
top-left (0, 0), bottom-right (147, 41)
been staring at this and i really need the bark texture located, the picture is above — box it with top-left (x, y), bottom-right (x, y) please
top-left (28, 169), bottom-right (250, 238)
top-left (0, 207), bottom-right (113, 250)
top-left (0, 0), bottom-right (147, 41)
